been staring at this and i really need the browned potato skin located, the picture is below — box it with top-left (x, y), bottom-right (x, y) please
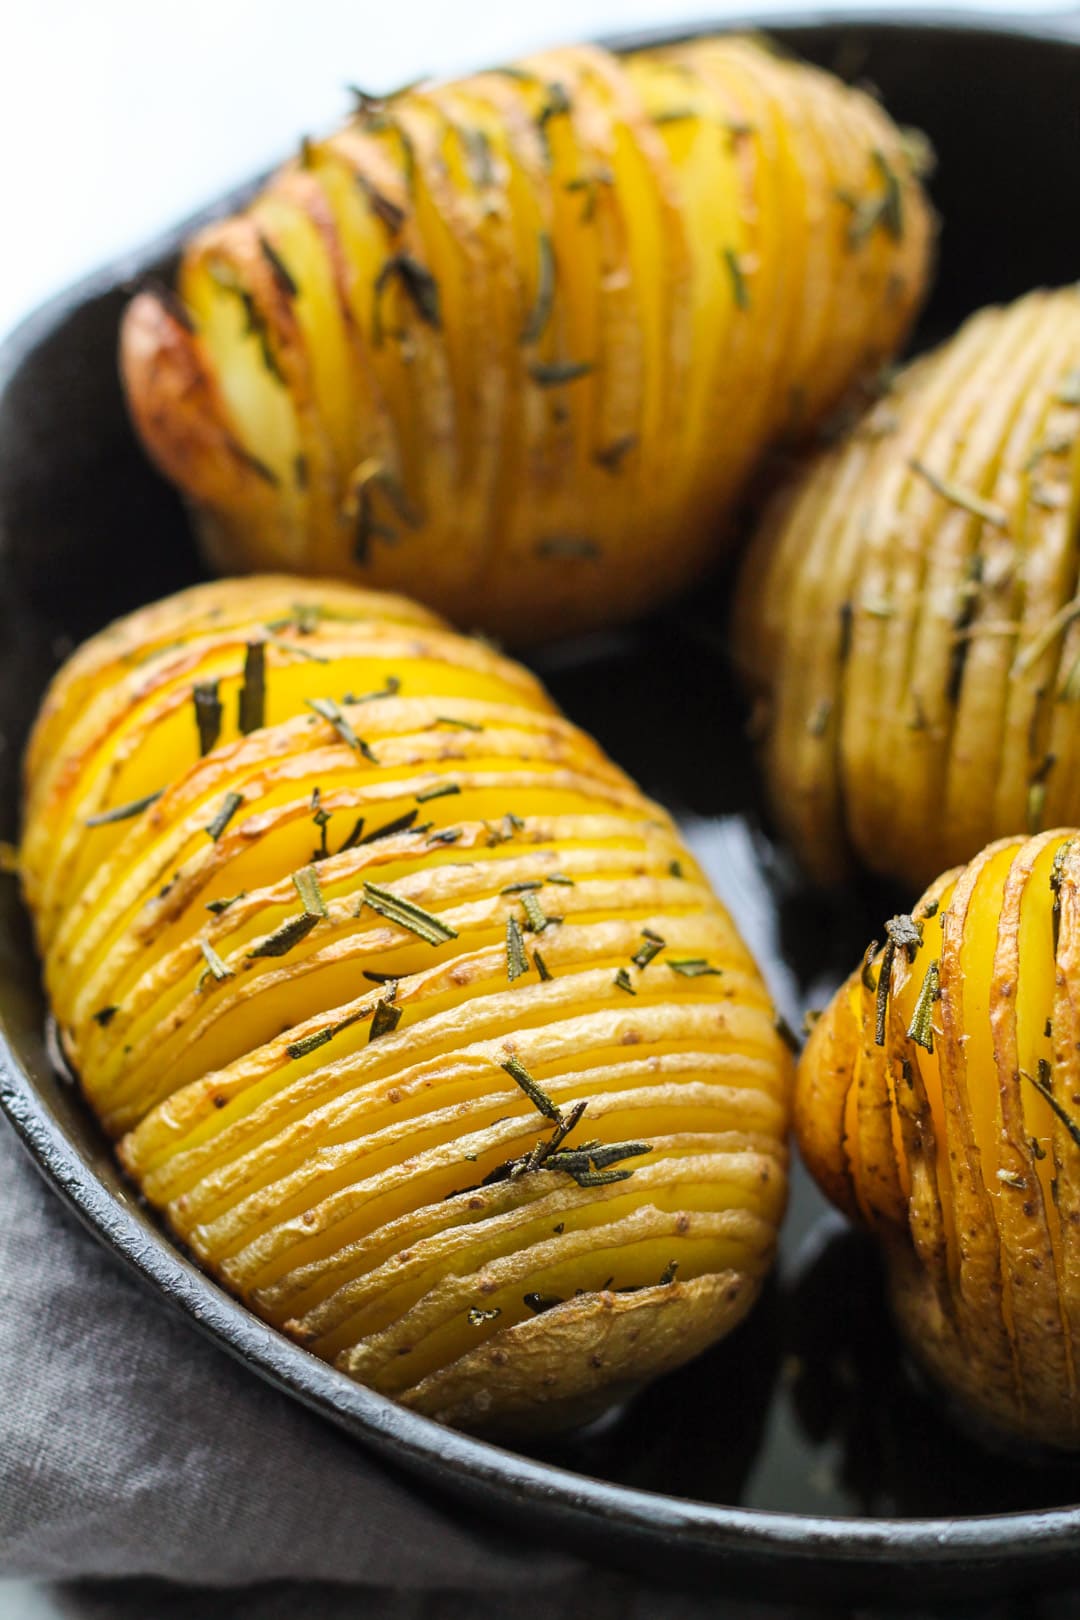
top-left (121, 36), bottom-right (932, 644)
top-left (734, 287), bottom-right (1080, 891)
top-left (21, 575), bottom-right (792, 1436)
top-left (798, 833), bottom-right (1080, 1449)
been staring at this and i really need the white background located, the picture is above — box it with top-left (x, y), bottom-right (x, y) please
top-left (1, 0), bottom-right (1077, 341)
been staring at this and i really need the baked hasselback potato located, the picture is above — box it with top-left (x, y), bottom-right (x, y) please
top-left (121, 35), bottom-right (933, 642)
top-left (20, 576), bottom-right (792, 1434)
top-left (798, 831), bottom-right (1080, 1450)
top-left (734, 286), bottom-right (1080, 890)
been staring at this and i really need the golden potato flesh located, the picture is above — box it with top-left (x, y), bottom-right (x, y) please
top-left (734, 286), bottom-right (1080, 891)
top-left (120, 36), bottom-right (932, 643)
top-left (798, 831), bottom-right (1080, 1449)
top-left (21, 576), bottom-right (792, 1435)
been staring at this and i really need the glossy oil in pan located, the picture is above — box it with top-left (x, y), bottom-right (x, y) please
top-left (2, 13), bottom-right (1080, 1605)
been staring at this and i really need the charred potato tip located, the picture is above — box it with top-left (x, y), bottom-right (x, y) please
top-left (20, 576), bottom-right (792, 1435)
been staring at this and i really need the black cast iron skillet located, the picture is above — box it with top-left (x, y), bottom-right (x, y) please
top-left (2, 12), bottom-right (1080, 1606)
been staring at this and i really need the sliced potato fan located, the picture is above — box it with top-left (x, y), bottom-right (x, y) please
top-left (21, 576), bottom-right (792, 1434)
top-left (734, 286), bottom-right (1080, 891)
top-left (121, 35), bottom-right (932, 641)
top-left (798, 831), bottom-right (1080, 1449)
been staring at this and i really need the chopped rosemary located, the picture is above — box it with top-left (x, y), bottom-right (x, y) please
top-left (286, 1026), bottom-right (335, 1060)
top-left (907, 959), bottom-right (940, 1053)
top-left (909, 459), bottom-right (1009, 531)
top-left (669, 859), bottom-right (684, 879)
top-left (338, 816), bottom-right (365, 852)
top-left (373, 253), bottom-right (441, 343)
top-left (533, 949), bottom-right (552, 981)
top-left (521, 891), bottom-right (555, 933)
top-left (205, 791), bottom-right (244, 842)
top-left (506, 915), bottom-right (529, 981)
top-left (501, 1056), bottom-right (562, 1122)
top-left (723, 246), bottom-right (750, 310)
top-left (527, 359), bottom-right (593, 387)
top-left (547, 873), bottom-right (574, 886)
top-left (307, 697), bottom-right (376, 761)
top-left (467, 1306), bottom-right (502, 1327)
top-left (632, 929), bottom-right (665, 970)
top-left (293, 865), bottom-right (327, 918)
top-left (1051, 839), bottom-right (1073, 953)
top-left (593, 434), bottom-right (638, 473)
top-left (363, 969), bottom-right (397, 984)
top-left (659, 1259), bottom-right (679, 1286)
top-left (667, 958), bottom-right (722, 977)
top-left (237, 641), bottom-right (266, 734)
top-left (258, 234), bottom-right (299, 298)
top-left (361, 880), bottom-right (457, 943)
top-left (92, 1005), bottom-right (119, 1027)
top-left (875, 914), bottom-right (924, 1045)
top-left (536, 81), bottom-right (571, 162)
top-left (545, 1137), bottom-right (651, 1186)
top-left (502, 880), bottom-right (542, 895)
top-left (346, 676), bottom-right (401, 703)
top-left (433, 715), bottom-right (483, 732)
top-left (206, 893), bottom-right (243, 915)
top-left (1014, 594), bottom-right (1080, 679)
top-left (521, 232), bottom-right (555, 344)
top-left (842, 149), bottom-right (904, 248)
top-left (359, 809), bottom-right (419, 844)
top-left (357, 173), bottom-right (407, 234)
top-left (311, 790), bottom-right (331, 861)
top-left (198, 938), bottom-right (234, 982)
top-left (614, 968), bottom-right (636, 995)
top-left (653, 106), bottom-right (698, 125)
top-left (85, 790), bottom-right (163, 827)
top-left (427, 828), bottom-right (462, 845)
top-left (416, 782), bottom-right (460, 803)
top-left (247, 911), bottom-right (320, 958)
top-left (193, 681), bottom-right (223, 756)
top-left (369, 987), bottom-right (402, 1042)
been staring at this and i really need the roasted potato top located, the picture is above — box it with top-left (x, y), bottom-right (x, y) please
top-left (734, 286), bottom-right (1080, 891)
top-left (22, 576), bottom-right (792, 1434)
top-left (122, 35), bottom-right (932, 641)
top-left (799, 830), bottom-right (1080, 1449)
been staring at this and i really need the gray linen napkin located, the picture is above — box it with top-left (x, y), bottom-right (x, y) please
top-left (0, 1116), bottom-right (581, 1589)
